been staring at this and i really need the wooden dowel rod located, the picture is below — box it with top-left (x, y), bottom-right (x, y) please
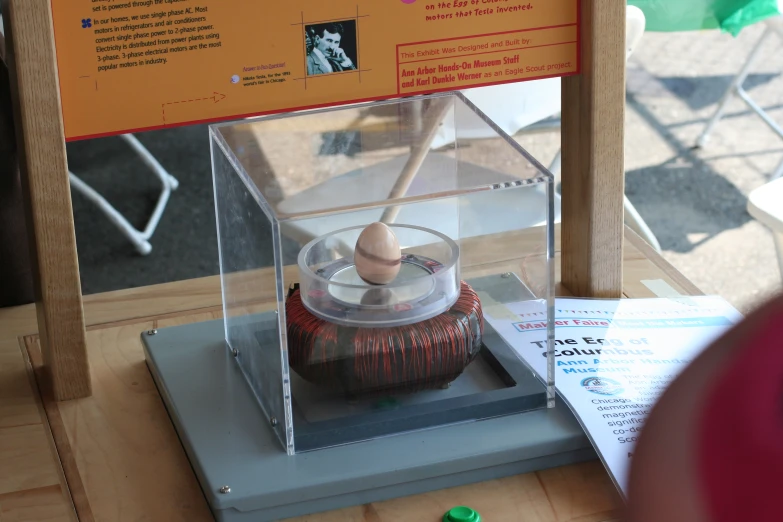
top-left (380, 96), bottom-right (454, 224)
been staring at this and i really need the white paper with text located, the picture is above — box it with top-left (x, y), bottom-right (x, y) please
top-left (483, 296), bottom-right (743, 498)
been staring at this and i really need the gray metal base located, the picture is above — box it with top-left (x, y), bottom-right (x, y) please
top-left (143, 319), bottom-right (595, 522)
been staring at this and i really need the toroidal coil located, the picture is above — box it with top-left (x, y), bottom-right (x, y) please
top-left (286, 224), bottom-right (484, 397)
top-left (286, 281), bottom-right (484, 397)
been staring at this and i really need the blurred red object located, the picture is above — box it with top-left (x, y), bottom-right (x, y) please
top-left (627, 292), bottom-right (783, 522)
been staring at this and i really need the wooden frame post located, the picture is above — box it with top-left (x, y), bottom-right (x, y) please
top-left (3, 0), bottom-right (90, 400)
top-left (561, 0), bottom-right (626, 298)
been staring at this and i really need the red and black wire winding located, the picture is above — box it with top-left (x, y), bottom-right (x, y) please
top-left (286, 281), bottom-right (484, 397)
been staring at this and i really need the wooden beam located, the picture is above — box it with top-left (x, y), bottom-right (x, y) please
top-left (3, 0), bottom-right (91, 400)
top-left (560, 0), bottom-right (626, 298)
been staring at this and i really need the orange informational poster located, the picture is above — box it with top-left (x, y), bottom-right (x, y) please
top-left (51, 0), bottom-right (579, 141)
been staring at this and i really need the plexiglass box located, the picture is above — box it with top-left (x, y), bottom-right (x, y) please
top-left (210, 92), bottom-right (556, 455)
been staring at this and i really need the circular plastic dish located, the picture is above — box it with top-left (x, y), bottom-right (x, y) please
top-left (297, 224), bottom-right (460, 327)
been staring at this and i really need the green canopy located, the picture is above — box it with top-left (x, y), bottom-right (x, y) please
top-left (628, 0), bottom-right (781, 35)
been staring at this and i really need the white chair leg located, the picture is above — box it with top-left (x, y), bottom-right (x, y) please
top-left (548, 149), bottom-right (562, 178)
top-left (119, 134), bottom-right (179, 240)
top-left (70, 134), bottom-right (179, 255)
top-left (120, 134), bottom-right (179, 192)
top-left (696, 27), bottom-right (772, 148)
top-left (624, 195), bottom-right (661, 252)
top-left (548, 148), bottom-right (562, 195)
top-left (69, 172), bottom-right (153, 255)
top-left (729, 42), bottom-right (783, 180)
top-left (735, 84), bottom-right (783, 141)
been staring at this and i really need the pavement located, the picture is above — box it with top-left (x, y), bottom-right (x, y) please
top-left (517, 23), bottom-right (783, 314)
top-left (626, 23), bottom-right (782, 314)
top-left (69, 23), bottom-right (783, 315)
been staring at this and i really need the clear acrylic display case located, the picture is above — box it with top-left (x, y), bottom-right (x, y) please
top-left (210, 92), bottom-right (556, 455)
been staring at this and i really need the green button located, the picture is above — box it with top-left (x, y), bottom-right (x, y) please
top-left (372, 397), bottom-right (398, 410)
top-left (443, 506), bottom-right (481, 522)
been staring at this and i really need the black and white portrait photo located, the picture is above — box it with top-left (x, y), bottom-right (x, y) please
top-left (305, 21), bottom-right (358, 76)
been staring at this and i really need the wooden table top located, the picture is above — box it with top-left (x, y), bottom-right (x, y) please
top-left (0, 228), bottom-right (701, 522)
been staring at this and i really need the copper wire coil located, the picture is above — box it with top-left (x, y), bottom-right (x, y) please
top-left (286, 281), bottom-right (484, 398)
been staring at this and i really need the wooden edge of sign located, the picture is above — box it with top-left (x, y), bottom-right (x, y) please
top-left (560, 0), bottom-right (626, 298)
top-left (3, 0), bottom-right (90, 400)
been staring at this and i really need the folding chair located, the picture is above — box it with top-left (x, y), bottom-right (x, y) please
top-left (68, 134), bottom-right (179, 255)
top-left (697, 16), bottom-right (783, 180)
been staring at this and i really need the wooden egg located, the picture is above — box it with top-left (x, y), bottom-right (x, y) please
top-left (354, 222), bottom-right (401, 285)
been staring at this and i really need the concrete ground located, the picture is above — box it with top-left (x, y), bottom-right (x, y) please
top-left (628, 24), bottom-right (783, 314)
top-left (69, 24), bottom-right (783, 315)
top-left (629, 24), bottom-right (783, 313)
top-left (517, 23), bottom-right (783, 314)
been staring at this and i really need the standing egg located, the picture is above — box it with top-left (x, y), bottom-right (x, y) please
top-left (354, 222), bottom-right (401, 285)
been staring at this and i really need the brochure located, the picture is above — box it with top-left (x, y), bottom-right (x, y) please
top-left (483, 296), bottom-right (743, 498)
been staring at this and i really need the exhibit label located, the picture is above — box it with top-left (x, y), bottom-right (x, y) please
top-left (483, 296), bottom-right (742, 497)
top-left (51, 0), bottom-right (579, 140)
